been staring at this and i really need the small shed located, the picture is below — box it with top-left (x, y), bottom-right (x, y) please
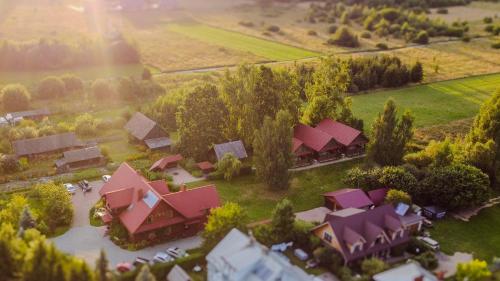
top-left (197, 161), bottom-right (215, 174)
top-left (149, 154), bottom-right (183, 172)
top-left (55, 146), bottom-right (106, 173)
top-left (214, 140), bottom-right (248, 161)
top-left (125, 112), bottom-right (167, 142)
top-left (422, 206), bottom-right (447, 220)
top-left (367, 188), bottom-right (389, 206)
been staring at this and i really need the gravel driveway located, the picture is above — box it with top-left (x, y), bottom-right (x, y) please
top-left (51, 180), bottom-right (202, 267)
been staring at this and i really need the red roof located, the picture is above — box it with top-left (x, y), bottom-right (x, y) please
top-left (367, 188), bottom-right (389, 206)
top-left (324, 188), bottom-right (374, 209)
top-left (162, 185), bottom-right (220, 219)
top-left (316, 119), bottom-right (364, 147)
top-left (149, 180), bottom-right (170, 195)
top-left (105, 188), bottom-right (134, 209)
top-left (149, 154), bottom-right (183, 171)
top-left (292, 138), bottom-right (303, 152)
top-left (294, 124), bottom-right (336, 152)
top-left (197, 161), bottom-right (214, 171)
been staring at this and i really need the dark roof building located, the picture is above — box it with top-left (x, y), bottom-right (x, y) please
top-left (124, 112), bottom-right (169, 149)
top-left (324, 188), bottom-right (374, 211)
top-left (13, 132), bottom-right (84, 157)
top-left (5, 108), bottom-right (51, 122)
top-left (214, 140), bottom-right (248, 161)
top-left (312, 205), bottom-right (410, 264)
top-left (293, 124), bottom-right (337, 152)
top-left (55, 146), bottom-right (105, 173)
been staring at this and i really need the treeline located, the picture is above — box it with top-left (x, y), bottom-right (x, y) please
top-left (305, 0), bottom-right (471, 9)
top-left (0, 37), bottom-right (140, 71)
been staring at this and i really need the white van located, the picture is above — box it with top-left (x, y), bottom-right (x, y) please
top-left (417, 236), bottom-right (440, 251)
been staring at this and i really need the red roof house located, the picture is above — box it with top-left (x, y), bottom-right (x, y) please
top-left (368, 188), bottom-right (389, 206)
top-left (149, 154), bottom-right (183, 172)
top-left (312, 205), bottom-right (409, 264)
top-left (324, 188), bottom-right (374, 211)
top-left (316, 119), bottom-right (368, 156)
top-left (100, 163), bottom-right (220, 240)
top-left (293, 124), bottom-right (341, 162)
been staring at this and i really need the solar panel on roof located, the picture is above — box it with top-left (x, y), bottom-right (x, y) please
top-left (143, 190), bottom-right (159, 208)
top-left (395, 203), bottom-right (410, 216)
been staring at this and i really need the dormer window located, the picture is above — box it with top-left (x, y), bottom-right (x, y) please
top-left (349, 241), bottom-right (363, 253)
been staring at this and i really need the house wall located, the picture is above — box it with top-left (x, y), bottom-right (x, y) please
top-left (313, 224), bottom-right (342, 251)
top-left (144, 125), bottom-right (166, 141)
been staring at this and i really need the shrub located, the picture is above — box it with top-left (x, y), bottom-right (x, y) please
top-left (0, 155), bottom-right (20, 174)
top-left (385, 189), bottom-right (412, 205)
top-left (492, 42), bottom-right (500, 49)
top-left (413, 30), bottom-right (429, 44)
top-left (414, 251), bottom-right (439, 270)
top-left (238, 21), bottom-right (254, 27)
top-left (61, 74), bottom-right (84, 93)
top-left (327, 25), bottom-right (338, 34)
top-left (1, 84), bottom-right (31, 111)
top-left (37, 76), bottom-right (66, 99)
top-left (376, 43), bottom-right (388, 50)
top-left (267, 25), bottom-right (280, 32)
top-left (307, 30), bottom-right (318, 36)
top-left (361, 257), bottom-right (388, 276)
top-left (483, 17), bottom-right (493, 24)
top-left (410, 61), bottom-right (424, 83)
top-left (328, 27), bottom-right (360, 48)
top-left (485, 25), bottom-right (494, 33)
top-left (91, 79), bottom-right (115, 100)
top-left (461, 36), bottom-right (471, 42)
top-left (436, 8), bottom-right (448, 14)
top-left (74, 113), bottom-right (99, 137)
top-left (215, 154), bottom-right (242, 181)
top-left (360, 31), bottom-right (372, 38)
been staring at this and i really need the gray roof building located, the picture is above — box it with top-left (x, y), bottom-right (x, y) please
top-left (5, 108), bottom-right (51, 121)
top-left (206, 228), bottom-right (316, 281)
top-left (214, 140), bottom-right (248, 161)
top-left (55, 146), bottom-right (104, 167)
top-left (13, 132), bottom-right (84, 157)
top-left (124, 113), bottom-right (168, 148)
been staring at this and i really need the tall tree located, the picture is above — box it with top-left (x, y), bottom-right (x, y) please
top-left (95, 250), bottom-right (109, 281)
top-left (202, 202), bottom-right (247, 250)
top-left (176, 84), bottom-right (228, 161)
top-left (253, 110), bottom-right (294, 190)
top-left (19, 206), bottom-right (36, 231)
top-left (1, 84), bottom-right (31, 111)
top-left (368, 99), bottom-right (414, 166)
top-left (271, 199), bottom-right (295, 242)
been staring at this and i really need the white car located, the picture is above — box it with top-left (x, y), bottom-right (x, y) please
top-left (165, 247), bottom-right (188, 259)
top-left (417, 236), bottom-right (440, 251)
top-left (102, 175), bottom-right (111, 182)
top-left (153, 252), bottom-right (174, 264)
top-left (64, 183), bottom-right (77, 195)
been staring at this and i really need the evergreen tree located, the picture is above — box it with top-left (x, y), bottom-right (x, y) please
top-left (95, 249), bottom-right (109, 281)
top-left (19, 206), bottom-right (36, 231)
top-left (253, 110), bottom-right (294, 190)
top-left (271, 199), bottom-right (295, 242)
top-left (135, 265), bottom-right (156, 281)
top-left (368, 99), bottom-right (414, 166)
top-left (0, 237), bottom-right (15, 279)
top-left (410, 61), bottom-right (424, 83)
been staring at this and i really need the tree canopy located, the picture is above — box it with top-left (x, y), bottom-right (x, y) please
top-left (1, 84), bottom-right (31, 111)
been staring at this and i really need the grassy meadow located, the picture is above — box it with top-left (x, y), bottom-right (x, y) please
top-left (352, 72), bottom-right (500, 130)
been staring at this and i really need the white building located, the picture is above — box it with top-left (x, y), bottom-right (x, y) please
top-left (373, 262), bottom-right (438, 281)
top-left (206, 228), bottom-right (317, 281)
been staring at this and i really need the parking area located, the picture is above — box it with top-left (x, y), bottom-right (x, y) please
top-left (51, 180), bottom-right (202, 267)
top-left (165, 167), bottom-right (204, 185)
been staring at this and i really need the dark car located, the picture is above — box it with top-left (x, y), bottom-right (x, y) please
top-left (78, 180), bottom-right (91, 192)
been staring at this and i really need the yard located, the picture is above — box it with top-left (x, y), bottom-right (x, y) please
top-left (351, 72), bottom-right (500, 131)
top-left (430, 205), bottom-right (500, 261)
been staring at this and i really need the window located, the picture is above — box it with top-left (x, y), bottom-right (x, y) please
top-left (323, 232), bottom-right (333, 243)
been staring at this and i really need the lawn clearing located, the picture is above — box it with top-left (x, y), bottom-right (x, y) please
top-left (188, 159), bottom-right (360, 222)
top-left (166, 23), bottom-right (321, 61)
top-left (352, 73), bottom-right (500, 131)
top-left (430, 205), bottom-right (500, 261)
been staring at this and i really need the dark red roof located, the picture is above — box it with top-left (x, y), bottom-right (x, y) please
top-left (316, 119), bottom-right (365, 147)
top-left (105, 188), bottom-right (134, 209)
top-left (294, 124), bottom-right (336, 152)
top-left (368, 188), bottom-right (389, 206)
top-left (324, 188), bottom-right (374, 209)
top-left (149, 180), bottom-right (170, 195)
top-left (292, 138), bottom-right (303, 152)
top-left (197, 161), bottom-right (214, 171)
top-left (162, 185), bottom-right (220, 219)
top-left (149, 154), bottom-right (183, 171)
top-left (321, 205), bottom-right (409, 262)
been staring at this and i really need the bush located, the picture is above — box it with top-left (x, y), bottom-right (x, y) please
top-left (215, 154), bottom-right (242, 181)
top-left (483, 17), bottom-right (493, 24)
top-left (61, 74), bottom-right (84, 93)
top-left (376, 43), bottom-right (388, 50)
top-left (410, 61), bottom-right (424, 83)
top-left (385, 189), bottom-right (412, 205)
top-left (360, 31), bottom-right (372, 38)
top-left (239, 21), bottom-right (254, 27)
top-left (414, 251), bottom-right (438, 270)
top-left (1, 84), bottom-right (31, 111)
top-left (0, 155), bottom-right (20, 174)
top-left (436, 8), bottom-right (448, 14)
top-left (492, 42), bottom-right (500, 49)
top-left (328, 27), bottom-right (360, 48)
top-left (307, 30), bottom-right (318, 36)
top-left (267, 25), bottom-right (280, 32)
top-left (327, 25), bottom-right (338, 34)
top-left (413, 30), bottom-right (429, 44)
top-left (74, 113), bottom-right (99, 137)
top-left (361, 257), bottom-right (388, 276)
top-left (37, 76), bottom-right (66, 99)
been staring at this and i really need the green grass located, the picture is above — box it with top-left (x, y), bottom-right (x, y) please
top-left (430, 205), bottom-right (500, 261)
top-left (166, 23), bottom-right (320, 61)
top-left (352, 73), bottom-right (500, 130)
top-left (188, 159), bottom-right (360, 222)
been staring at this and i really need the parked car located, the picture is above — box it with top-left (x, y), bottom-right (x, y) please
top-left (102, 175), bottom-right (111, 182)
top-left (78, 180), bottom-right (91, 192)
top-left (294, 248), bottom-right (309, 261)
top-left (116, 262), bottom-right (132, 273)
top-left (133, 257), bottom-right (150, 267)
top-left (166, 247), bottom-right (188, 259)
top-left (153, 252), bottom-right (174, 264)
top-left (417, 236), bottom-right (440, 251)
top-left (64, 183), bottom-right (77, 195)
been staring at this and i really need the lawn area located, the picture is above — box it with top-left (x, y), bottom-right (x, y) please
top-left (430, 205), bottom-right (500, 261)
top-left (188, 159), bottom-right (360, 222)
top-left (166, 23), bottom-right (321, 61)
top-left (352, 72), bottom-right (500, 130)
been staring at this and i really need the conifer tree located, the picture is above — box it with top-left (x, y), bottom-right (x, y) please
top-left (135, 265), bottom-right (156, 281)
top-left (271, 199), bottom-right (295, 242)
top-left (95, 249), bottom-right (109, 281)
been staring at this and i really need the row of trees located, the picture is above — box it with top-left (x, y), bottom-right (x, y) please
top-left (0, 37), bottom-right (139, 72)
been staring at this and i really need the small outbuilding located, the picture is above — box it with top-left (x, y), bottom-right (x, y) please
top-left (323, 188), bottom-right (374, 211)
top-left (422, 206), bottom-right (447, 220)
top-left (213, 140), bottom-right (248, 161)
top-left (124, 112), bottom-right (171, 150)
top-left (55, 146), bottom-right (106, 173)
top-left (149, 154), bottom-right (183, 172)
top-left (13, 132), bottom-right (84, 158)
top-left (197, 161), bottom-right (215, 174)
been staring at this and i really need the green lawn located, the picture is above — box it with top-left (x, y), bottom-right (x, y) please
top-left (352, 73), bottom-right (500, 130)
top-left (188, 159), bottom-right (360, 222)
top-left (430, 205), bottom-right (500, 261)
top-left (166, 23), bottom-right (320, 61)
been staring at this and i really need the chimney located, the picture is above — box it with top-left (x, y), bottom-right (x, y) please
top-left (414, 276), bottom-right (423, 281)
top-left (137, 188), bottom-right (144, 199)
top-left (180, 184), bottom-right (187, 192)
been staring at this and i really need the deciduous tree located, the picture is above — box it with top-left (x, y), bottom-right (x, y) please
top-left (271, 199), bottom-right (295, 242)
top-left (1, 84), bottom-right (31, 111)
top-left (202, 202), bottom-right (247, 250)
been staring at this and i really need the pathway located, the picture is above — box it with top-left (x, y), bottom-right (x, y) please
top-left (289, 155), bottom-right (365, 172)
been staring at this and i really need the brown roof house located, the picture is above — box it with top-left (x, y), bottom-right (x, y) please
top-left (55, 146), bottom-right (106, 173)
top-left (124, 112), bottom-right (171, 150)
top-left (13, 132), bottom-right (84, 158)
top-left (324, 188), bottom-right (374, 211)
top-left (149, 154), bottom-right (183, 172)
top-left (312, 205), bottom-right (410, 264)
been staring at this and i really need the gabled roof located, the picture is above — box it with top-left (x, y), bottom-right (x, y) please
top-left (294, 124), bottom-right (336, 152)
top-left (13, 132), bottom-right (84, 157)
top-left (149, 180), bottom-right (170, 195)
top-left (58, 146), bottom-right (103, 165)
top-left (144, 137), bottom-right (172, 149)
top-left (368, 188), bottom-right (389, 206)
top-left (320, 205), bottom-right (408, 262)
top-left (292, 138), bottom-right (304, 152)
top-left (105, 188), bottom-right (134, 209)
top-left (324, 188), bottom-right (374, 209)
top-left (316, 118), bottom-right (365, 147)
top-left (214, 140), bottom-right (248, 161)
top-left (124, 112), bottom-right (158, 141)
top-left (149, 154), bottom-right (183, 171)
top-left (162, 185), bottom-right (220, 219)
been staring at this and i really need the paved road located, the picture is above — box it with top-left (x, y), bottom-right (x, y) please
top-left (51, 181), bottom-right (202, 267)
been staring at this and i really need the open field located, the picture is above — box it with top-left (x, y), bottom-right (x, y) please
top-left (351, 72), bottom-right (500, 130)
top-left (431, 205), bottom-right (500, 261)
top-left (188, 160), bottom-right (360, 221)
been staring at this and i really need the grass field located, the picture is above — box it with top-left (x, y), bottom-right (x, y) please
top-left (188, 159), bottom-right (359, 221)
top-left (166, 23), bottom-right (321, 61)
top-left (352, 73), bottom-right (500, 130)
top-left (431, 205), bottom-right (500, 261)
